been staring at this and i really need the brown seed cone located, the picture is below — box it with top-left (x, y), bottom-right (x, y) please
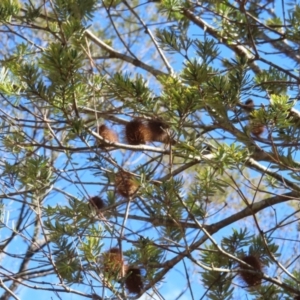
top-left (102, 248), bottom-right (123, 276)
top-left (125, 266), bottom-right (143, 295)
top-left (239, 255), bottom-right (262, 287)
top-left (250, 124), bottom-right (265, 137)
top-left (125, 119), bottom-right (152, 145)
top-left (240, 99), bottom-right (254, 113)
top-left (147, 119), bottom-right (175, 144)
top-left (98, 124), bottom-right (118, 144)
top-left (115, 171), bottom-right (139, 197)
top-left (244, 99), bottom-right (254, 112)
top-left (89, 196), bottom-right (105, 210)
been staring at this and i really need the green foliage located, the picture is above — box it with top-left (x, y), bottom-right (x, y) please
top-left (40, 43), bottom-right (84, 84)
top-left (194, 39), bottom-right (220, 65)
top-left (44, 198), bottom-right (105, 282)
top-left (159, 75), bottom-right (204, 118)
top-left (156, 28), bottom-right (193, 54)
top-left (200, 245), bottom-right (234, 300)
top-left (79, 226), bottom-right (104, 262)
top-left (53, 0), bottom-right (97, 21)
top-left (125, 237), bottom-right (163, 279)
top-left (142, 178), bottom-right (185, 241)
top-left (249, 284), bottom-right (282, 299)
top-left (248, 94), bottom-right (293, 137)
top-left (205, 273), bottom-right (234, 300)
top-left (3, 129), bottom-right (25, 153)
top-left (0, 0), bottom-right (20, 22)
top-left (0, 68), bottom-right (20, 95)
top-left (45, 197), bottom-right (94, 228)
top-left (247, 236), bottom-right (279, 266)
top-left (201, 245), bottom-right (230, 268)
top-left (102, 0), bottom-right (123, 9)
top-left (221, 228), bottom-right (253, 254)
top-left (286, 5), bottom-right (300, 41)
top-left (18, 156), bottom-right (54, 190)
top-left (158, 0), bottom-right (186, 22)
top-left (181, 59), bottom-right (215, 86)
top-left (22, 2), bottom-right (42, 22)
top-left (283, 271), bottom-right (300, 299)
top-left (266, 17), bottom-right (282, 27)
top-left (61, 19), bottom-right (86, 41)
top-left (185, 185), bottom-right (207, 218)
top-left (54, 238), bottom-right (83, 283)
top-left (255, 67), bottom-right (288, 94)
top-left (212, 144), bottom-right (249, 174)
top-left (107, 72), bottom-right (153, 109)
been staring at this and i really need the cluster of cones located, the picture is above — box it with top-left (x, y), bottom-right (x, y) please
top-left (97, 118), bottom-right (175, 146)
top-left (88, 177), bottom-right (143, 295)
top-left (90, 119), bottom-right (172, 294)
top-left (91, 242), bottom-right (299, 297)
top-left (102, 247), bottom-right (143, 295)
top-left (88, 170), bottom-right (140, 213)
top-left (94, 113), bottom-right (289, 296)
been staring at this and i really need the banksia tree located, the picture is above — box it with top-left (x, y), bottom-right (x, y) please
top-left (1, 0), bottom-right (300, 299)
